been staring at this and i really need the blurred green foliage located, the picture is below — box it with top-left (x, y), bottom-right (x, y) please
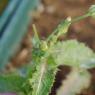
top-left (0, 0), bottom-right (40, 70)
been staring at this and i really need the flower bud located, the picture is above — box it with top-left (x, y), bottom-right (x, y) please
top-left (88, 5), bottom-right (95, 18)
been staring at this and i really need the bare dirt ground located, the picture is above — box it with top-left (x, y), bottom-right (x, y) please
top-left (8, 0), bottom-right (95, 95)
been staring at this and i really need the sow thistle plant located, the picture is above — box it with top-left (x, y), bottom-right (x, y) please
top-left (0, 5), bottom-right (95, 95)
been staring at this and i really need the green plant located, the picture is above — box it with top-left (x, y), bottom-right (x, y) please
top-left (0, 0), bottom-right (40, 70)
top-left (0, 5), bottom-right (95, 95)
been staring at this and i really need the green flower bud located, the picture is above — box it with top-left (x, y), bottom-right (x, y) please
top-left (40, 41), bottom-right (48, 51)
top-left (88, 5), bottom-right (95, 18)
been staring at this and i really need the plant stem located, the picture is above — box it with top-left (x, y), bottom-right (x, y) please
top-left (71, 13), bottom-right (90, 23)
top-left (47, 17), bottom-right (71, 46)
top-left (46, 13), bottom-right (90, 46)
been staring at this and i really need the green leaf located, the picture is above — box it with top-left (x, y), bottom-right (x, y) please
top-left (29, 59), bottom-right (57, 95)
top-left (0, 74), bottom-right (26, 93)
top-left (0, 0), bottom-right (40, 70)
top-left (50, 40), bottom-right (95, 69)
top-left (32, 24), bottom-right (41, 48)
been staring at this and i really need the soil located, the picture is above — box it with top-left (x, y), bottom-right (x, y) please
top-left (7, 0), bottom-right (95, 95)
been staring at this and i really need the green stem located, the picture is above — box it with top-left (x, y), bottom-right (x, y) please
top-left (71, 13), bottom-right (90, 23)
top-left (47, 17), bottom-right (71, 45)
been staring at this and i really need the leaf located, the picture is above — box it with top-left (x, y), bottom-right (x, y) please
top-left (0, 74), bottom-right (26, 93)
top-left (29, 59), bottom-right (57, 95)
top-left (50, 40), bottom-right (95, 69)
top-left (0, 0), bottom-right (40, 70)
